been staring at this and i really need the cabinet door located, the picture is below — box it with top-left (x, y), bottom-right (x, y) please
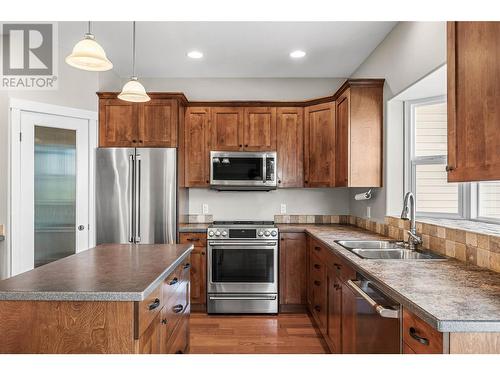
top-left (447, 22), bottom-right (500, 182)
top-left (185, 108), bottom-right (210, 187)
top-left (304, 102), bottom-right (335, 187)
top-left (139, 99), bottom-right (178, 147)
top-left (137, 312), bottom-right (161, 354)
top-left (167, 315), bottom-right (189, 354)
top-left (279, 233), bottom-right (307, 306)
top-left (276, 107), bottom-right (304, 187)
top-left (327, 268), bottom-right (342, 353)
top-left (335, 92), bottom-right (349, 187)
top-left (341, 280), bottom-right (356, 354)
top-left (210, 107), bottom-right (244, 151)
top-left (99, 99), bottom-right (138, 147)
top-left (179, 233), bottom-right (207, 310)
top-left (243, 107), bottom-right (277, 151)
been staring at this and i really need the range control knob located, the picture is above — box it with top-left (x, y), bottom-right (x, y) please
top-left (271, 230), bottom-right (277, 236)
top-left (258, 231), bottom-right (264, 237)
top-left (221, 230), bottom-right (227, 237)
top-left (264, 230), bottom-right (270, 237)
top-left (215, 231), bottom-right (221, 237)
top-left (208, 230), bottom-right (214, 237)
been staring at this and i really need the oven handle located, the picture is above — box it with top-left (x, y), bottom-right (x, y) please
top-left (208, 241), bottom-right (277, 246)
top-left (346, 280), bottom-right (400, 319)
top-left (209, 296), bottom-right (277, 301)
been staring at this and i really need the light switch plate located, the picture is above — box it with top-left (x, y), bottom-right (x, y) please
top-left (280, 204), bottom-right (287, 214)
top-left (202, 203), bottom-right (209, 214)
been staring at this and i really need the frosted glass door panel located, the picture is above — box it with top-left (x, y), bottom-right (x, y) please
top-left (34, 126), bottom-right (76, 267)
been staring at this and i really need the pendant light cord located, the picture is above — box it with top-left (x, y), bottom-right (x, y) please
top-left (132, 21), bottom-right (136, 77)
top-left (88, 21), bottom-right (91, 34)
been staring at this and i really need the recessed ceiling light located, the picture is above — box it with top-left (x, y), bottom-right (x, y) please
top-left (290, 50), bottom-right (306, 58)
top-left (187, 51), bottom-right (203, 59)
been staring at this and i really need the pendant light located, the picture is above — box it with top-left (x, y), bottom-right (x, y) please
top-left (65, 22), bottom-right (113, 71)
top-left (118, 22), bottom-right (150, 103)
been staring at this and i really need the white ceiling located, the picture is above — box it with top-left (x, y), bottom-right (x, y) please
top-left (60, 22), bottom-right (396, 78)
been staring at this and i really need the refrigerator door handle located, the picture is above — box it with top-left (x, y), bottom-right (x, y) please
top-left (128, 154), bottom-right (135, 243)
top-left (135, 154), bottom-right (142, 243)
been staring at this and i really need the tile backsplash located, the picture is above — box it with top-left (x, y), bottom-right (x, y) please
top-left (274, 215), bottom-right (350, 224)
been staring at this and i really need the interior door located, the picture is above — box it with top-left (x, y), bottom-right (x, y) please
top-left (16, 111), bottom-right (89, 274)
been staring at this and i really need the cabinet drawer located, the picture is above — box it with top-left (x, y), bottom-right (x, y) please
top-left (403, 309), bottom-right (443, 354)
top-left (160, 281), bottom-right (189, 345)
top-left (163, 257), bottom-right (191, 301)
top-left (309, 238), bottom-right (328, 263)
top-left (136, 284), bottom-right (164, 338)
top-left (180, 233), bottom-right (207, 248)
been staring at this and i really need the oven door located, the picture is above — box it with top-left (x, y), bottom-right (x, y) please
top-left (207, 241), bottom-right (278, 294)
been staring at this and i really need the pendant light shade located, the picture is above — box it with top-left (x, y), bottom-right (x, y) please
top-left (119, 22), bottom-right (150, 103)
top-left (118, 76), bottom-right (150, 102)
top-left (65, 23), bottom-right (112, 71)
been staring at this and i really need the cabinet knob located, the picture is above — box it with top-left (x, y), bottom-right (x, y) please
top-left (239, 144), bottom-right (243, 148)
top-left (161, 318), bottom-right (168, 325)
top-left (206, 180), bottom-right (209, 184)
top-left (201, 252), bottom-right (205, 255)
top-left (314, 305), bottom-right (321, 312)
top-left (245, 144), bottom-right (248, 147)
top-left (305, 180), bottom-right (308, 184)
top-left (139, 140), bottom-right (143, 143)
top-left (132, 140), bottom-right (137, 143)
top-left (314, 264), bottom-right (321, 269)
top-left (314, 280), bottom-right (321, 286)
top-left (445, 165), bottom-right (455, 172)
top-left (278, 180), bottom-right (282, 184)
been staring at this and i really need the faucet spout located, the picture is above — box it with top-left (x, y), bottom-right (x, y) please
top-left (401, 192), bottom-right (421, 250)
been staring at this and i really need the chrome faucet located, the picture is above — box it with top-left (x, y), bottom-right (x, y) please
top-left (400, 192), bottom-right (422, 250)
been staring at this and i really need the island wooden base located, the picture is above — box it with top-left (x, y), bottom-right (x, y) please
top-left (0, 256), bottom-right (191, 354)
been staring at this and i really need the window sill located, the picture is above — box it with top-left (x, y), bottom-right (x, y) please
top-left (415, 217), bottom-right (500, 237)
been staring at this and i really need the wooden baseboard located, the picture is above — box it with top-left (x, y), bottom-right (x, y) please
top-left (191, 303), bottom-right (207, 313)
top-left (279, 304), bottom-right (308, 313)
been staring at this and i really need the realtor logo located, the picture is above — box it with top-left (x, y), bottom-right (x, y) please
top-left (1, 22), bottom-right (58, 89)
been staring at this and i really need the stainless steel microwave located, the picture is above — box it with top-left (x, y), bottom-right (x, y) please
top-left (210, 151), bottom-right (277, 190)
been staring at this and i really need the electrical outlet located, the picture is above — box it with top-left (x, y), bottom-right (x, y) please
top-left (366, 206), bottom-right (371, 219)
top-left (280, 204), bottom-right (287, 214)
top-left (202, 203), bottom-right (209, 214)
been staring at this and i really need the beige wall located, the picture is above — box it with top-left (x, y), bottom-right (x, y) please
top-left (349, 21), bottom-right (447, 222)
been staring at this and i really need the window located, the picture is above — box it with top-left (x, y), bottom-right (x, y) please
top-left (406, 96), bottom-right (500, 223)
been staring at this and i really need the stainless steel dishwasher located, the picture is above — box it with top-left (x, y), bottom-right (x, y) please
top-left (342, 273), bottom-right (401, 354)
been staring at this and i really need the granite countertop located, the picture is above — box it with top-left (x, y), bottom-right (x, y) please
top-left (0, 243), bottom-right (193, 302)
top-left (277, 224), bottom-right (500, 332)
top-left (179, 223), bottom-right (210, 233)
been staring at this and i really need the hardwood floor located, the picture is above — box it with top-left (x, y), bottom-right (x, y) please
top-left (189, 312), bottom-right (329, 354)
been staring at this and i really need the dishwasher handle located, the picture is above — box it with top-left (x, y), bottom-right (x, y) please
top-left (346, 280), bottom-right (400, 319)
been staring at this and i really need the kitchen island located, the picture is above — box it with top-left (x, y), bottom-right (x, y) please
top-left (0, 243), bottom-right (193, 354)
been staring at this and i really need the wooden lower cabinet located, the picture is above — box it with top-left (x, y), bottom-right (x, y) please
top-left (179, 232), bottom-right (207, 311)
top-left (138, 312), bottom-right (161, 354)
top-left (279, 233), bottom-right (307, 311)
top-left (402, 308), bottom-right (444, 354)
top-left (326, 266), bottom-right (342, 353)
top-left (167, 313), bottom-right (190, 354)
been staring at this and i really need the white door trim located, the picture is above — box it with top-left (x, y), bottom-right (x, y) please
top-left (8, 99), bottom-right (97, 277)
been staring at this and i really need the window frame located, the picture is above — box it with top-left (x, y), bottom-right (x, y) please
top-left (404, 95), bottom-right (467, 219)
top-left (470, 182), bottom-right (500, 225)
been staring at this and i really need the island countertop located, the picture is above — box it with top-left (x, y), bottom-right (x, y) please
top-left (0, 243), bottom-right (193, 302)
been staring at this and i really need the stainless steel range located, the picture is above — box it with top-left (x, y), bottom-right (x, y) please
top-left (207, 221), bottom-right (278, 314)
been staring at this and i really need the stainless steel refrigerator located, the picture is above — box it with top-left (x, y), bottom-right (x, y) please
top-left (96, 148), bottom-right (177, 245)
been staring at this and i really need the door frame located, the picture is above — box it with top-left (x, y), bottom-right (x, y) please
top-left (8, 98), bottom-right (98, 277)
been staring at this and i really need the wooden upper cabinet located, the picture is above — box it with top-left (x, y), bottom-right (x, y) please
top-left (97, 93), bottom-right (185, 148)
top-left (335, 81), bottom-right (383, 187)
top-left (185, 107), bottom-right (210, 187)
top-left (304, 102), bottom-right (336, 187)
top-left (210, 107), bottom-right (244, 151)
top-left (99, 98), bottom-right (139, 147)
top-left (243, 107), bottom-right (277, 151)
top-left (139, 99), bottom-right (178, 147)
top-left (447, 22), bottom-right (500, 182)
top-left (276, 107), bottom-right (304, 188)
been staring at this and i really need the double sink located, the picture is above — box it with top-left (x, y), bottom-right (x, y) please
top-left (335, 240), bottom-right (446, 260)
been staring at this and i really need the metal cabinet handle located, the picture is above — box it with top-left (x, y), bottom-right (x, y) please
top-left (183, 263), bottom-right (191, 270)
top-left (172, 304), bottom-right (184, 313)
top-left (175, 350), bottom-right (184, 354)
top-left (333, 283), bottom-right (340, 289)
top-left (161, 318), bottom-right (168, 325)
top-left (314, 246), bottom-right (321, 251)
top-left (334, 263), bottom-right (342, 270)
top-left (409, 327), bottom-right (430, 346)
top-left (134, 155), bottom-right (142, 243)
top-left (314, 280), bottom-right (321, 286)
top-left (209, 295), bottom-right (277, 301)
top-left (169, 277), bottom-right (178, 285)
top-left (148, 298), bottom-right (160, 310)
top-left (314, 264), bottom-right (321, 269)
top-left (314, 305), bottom-right (321, 312)
top-left (346, 280), bottom-right (400, 319)
top-left (445, 165), bottom-right (455, 172)
top-left (187, 238), bottom-right (200, 242)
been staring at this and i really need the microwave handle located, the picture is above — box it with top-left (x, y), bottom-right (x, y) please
top-left (262, 155), bottom-right (267, 183)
